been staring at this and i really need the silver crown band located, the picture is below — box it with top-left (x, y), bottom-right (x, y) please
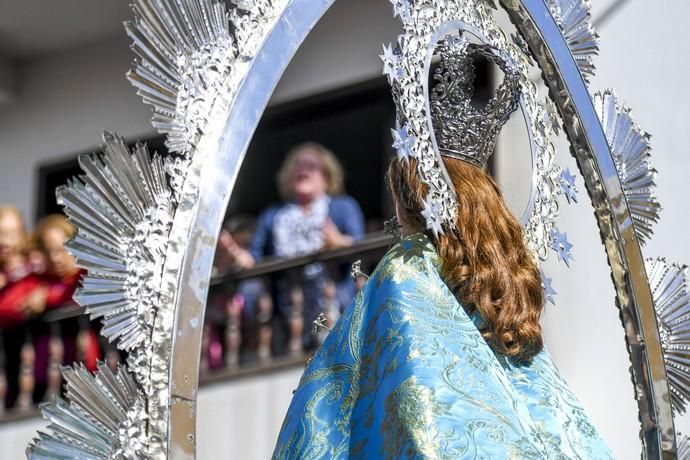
top-left (438, 148), bottom-right (485, 168)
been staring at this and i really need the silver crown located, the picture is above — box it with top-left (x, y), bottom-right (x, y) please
top-left (430, 35), bottom-right (521, 168)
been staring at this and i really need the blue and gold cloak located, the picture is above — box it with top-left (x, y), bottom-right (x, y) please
top-left (274, 233), bottom-right (613, 459)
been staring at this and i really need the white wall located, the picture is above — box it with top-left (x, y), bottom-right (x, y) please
top-left (1, 0), bottom-right (688, 458)
top-left (196, 368), bottom-right (303, 459)
top-left (0, 35), bottom-right (155, 221)
top-left (594, 0), bottom-right (690, 440)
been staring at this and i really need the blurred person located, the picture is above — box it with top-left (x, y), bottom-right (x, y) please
top-left (33, 215), bottom-right (99, 400)
top-left (0, 207), bottom-right (46, 326)
top-left (210, 215), bottom-right (259, 365)
top-left (34, 215), bottom-right (82, 310)
top-left (217, 142), bottom-right (365, 350)
top-left (26, 231), bottom-right (46, 275)
top-left (213, 214), bottom-right (256, 274)
top-left (218, 142), bottom-right (364, 266)
top-left (0, 206), bottom-right (46, 408)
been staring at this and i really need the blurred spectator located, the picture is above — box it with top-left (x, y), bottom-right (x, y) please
top-left (217, 142), bottom-right (365, 350)
top-left (214, 215), bottom-right (256, 274)
top-left (32, 215), bottom-right (99, 404)
top-left (0, 207), bottom-right (46, 327)
top-left (0, 206), bottom-right (46, 409)
top-left (26, 231), bottom-right (46, 275)
top-left (34, 215), bottom-right (82, 310)
top-left (210, 216), bottom-right (265, 365)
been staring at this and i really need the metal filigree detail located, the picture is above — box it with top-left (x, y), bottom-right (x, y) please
top-left (546, 0), bottom-right (599, 81)
top-left (27, 363), bottom-right (146, 459)
top-left (430, 35), bottom-right (521, 168)
top-left (126, 0), bottom-right (235, 156)
top-left (57, 132), bottom-right (173, 391)
top-left (350, 259), bottom-right (370, 281)
top-left (645, 258), bottom-right (690, 414)
top-left (386, 0), bottom-right (564, 259)
top-left (126, 0), bottom-right (289, 157)
top-left (311, 313), bottom-right (332, 336)
top-left (124, 0), bottom-right (292, 455)
top-left (594, 90), bottom-right (661, 244)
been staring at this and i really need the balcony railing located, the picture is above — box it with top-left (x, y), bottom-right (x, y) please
top-left (0, 232), bottom-right (393, 423)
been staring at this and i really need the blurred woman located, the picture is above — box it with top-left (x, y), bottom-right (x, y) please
top-left (218, 142), bottom-right (364, 265)
top-left (217, 142), bottom-right (365, 350)
top-left (34, 215), bottom-right (82, 310)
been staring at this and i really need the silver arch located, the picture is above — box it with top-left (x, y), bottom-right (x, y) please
top-left (164, 1), bottom-right (338, 457)
top-left (159, 1), bottom-right (674, 458)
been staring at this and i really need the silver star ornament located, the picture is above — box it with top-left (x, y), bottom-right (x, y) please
top-left (389, 0), bottom-right (410, 20)
top-left (540, 270), bottom-right (557, 305)
top-left (560, 168), bottom-right (578, 204)
top-left (380, 43), bottom-right (404, 83)
top-left (391, 124), bottom-right (416, 161)
top-left (421, 196), bottom-right (444, 236)
top-left (551, 228), bottom-right (574, 266)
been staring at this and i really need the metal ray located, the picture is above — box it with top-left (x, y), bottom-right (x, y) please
top-left (646, 258), bottom-right (690, 414)
top-left (546, 0), bottom-right (599, 81)
top-left (595, 90), bottom-right (661, 244)
top-left (27, 363), bottom-right (145, 459)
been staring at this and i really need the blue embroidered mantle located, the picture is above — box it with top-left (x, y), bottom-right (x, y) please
top-left (274, 234), bottom-right (613, 459)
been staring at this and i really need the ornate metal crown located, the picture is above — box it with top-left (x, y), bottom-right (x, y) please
top-left (430, 35), bottom-right (521, 168)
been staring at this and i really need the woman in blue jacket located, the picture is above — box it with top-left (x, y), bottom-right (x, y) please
top-left (217, 142), bottom-right (365, 350)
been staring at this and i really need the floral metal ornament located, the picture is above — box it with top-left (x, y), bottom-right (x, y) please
top-left (32, 132), bottom-right (172, 459)
top-left (59, 133), bottom-right (173, 378)
top-left (30, 0), bottom-right (292, 457)
top-left (646, 258), bottom-right (690, 414)
top-left (126, 0), bottom-right (233, 156)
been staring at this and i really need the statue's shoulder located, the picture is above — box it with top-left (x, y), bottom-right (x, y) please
top-left (382, 232), bottom-right (438, 266)
top-left (367, 233), bottom-right (441, 288)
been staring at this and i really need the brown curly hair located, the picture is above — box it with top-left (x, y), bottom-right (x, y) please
top-left (387, 157), bottom-right (544, 361)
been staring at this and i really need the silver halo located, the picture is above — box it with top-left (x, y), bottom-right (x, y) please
top-left (421, 20), bottom-right (539, 233)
